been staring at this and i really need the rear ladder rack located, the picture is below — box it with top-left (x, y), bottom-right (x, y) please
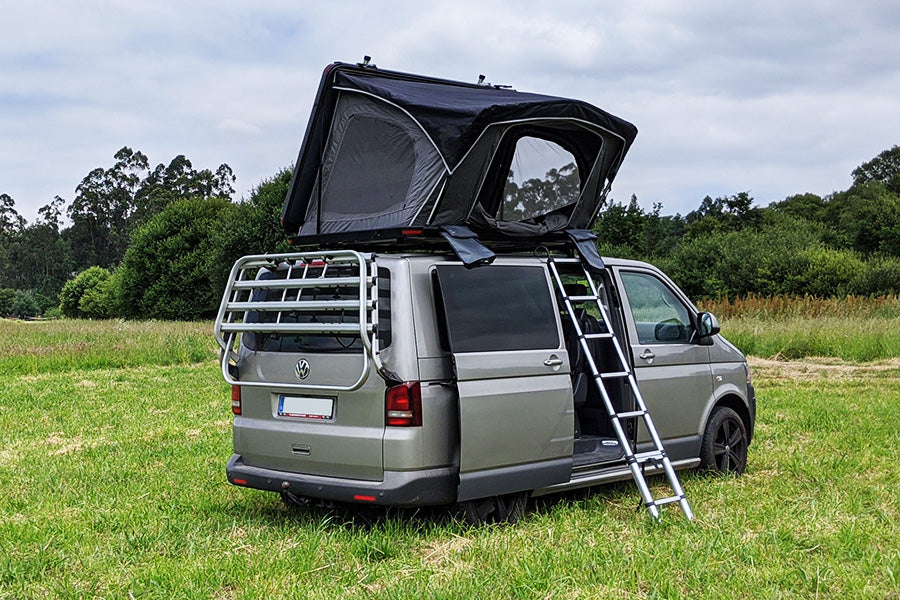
top-left (214, 250), bottom-right (382, 392)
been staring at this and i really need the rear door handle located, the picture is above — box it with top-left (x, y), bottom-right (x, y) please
top-left (639, 349), bottom-right (655, 360)
top-left (544, 357), bottom-right (564, 367)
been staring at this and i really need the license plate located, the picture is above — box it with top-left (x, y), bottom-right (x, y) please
top-left (278, 395), bottom-right (334, 420)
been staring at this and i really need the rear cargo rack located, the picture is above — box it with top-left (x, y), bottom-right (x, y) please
top-left (214, 250), bottom-right (380, 391)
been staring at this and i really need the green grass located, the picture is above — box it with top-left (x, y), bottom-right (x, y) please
top-left (1, 320), bottom-right (899, 598)
top-left (699, 293), bottom-right (900, 361)
top-left (721, 315), bottom-right (900, 361)
top-left (0, 319), bottom-right (216, 375)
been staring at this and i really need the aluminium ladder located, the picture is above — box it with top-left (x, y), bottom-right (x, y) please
top-left (547, 254), bottom-right (694, 521)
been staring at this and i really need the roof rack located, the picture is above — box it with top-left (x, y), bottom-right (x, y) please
top-left (287, 227), bottom-right (578, 256)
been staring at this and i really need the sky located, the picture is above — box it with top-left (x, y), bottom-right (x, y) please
top-left (2, 1), bottom-right (899, 224)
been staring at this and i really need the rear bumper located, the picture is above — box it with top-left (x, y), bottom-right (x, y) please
top-left (226, 454), bottom-right (458, 507)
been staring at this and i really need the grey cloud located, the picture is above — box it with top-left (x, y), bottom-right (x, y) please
top-left (1, 0), bottom-right (898, 222)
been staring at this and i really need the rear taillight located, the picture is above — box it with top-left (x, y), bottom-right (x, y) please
top-left (385, 382), bottom-right (422, 427)
top-left (231, 385), bottom-right (242, 415)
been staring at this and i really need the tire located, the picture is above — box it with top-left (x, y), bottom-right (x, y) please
top-left (460, 492), bottom-right (528, 525)
top-left (699, 406), bottom-right (748, 475)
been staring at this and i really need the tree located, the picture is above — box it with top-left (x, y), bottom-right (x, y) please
top-left (501, 162), bottom-right (580, 221)
top-left (0, 194), bottom-right (25, 290)
top-left (66, 147), bottom-right (236, 271)
top-left (134, 156), bottom-right (235, 224)
top-left (0, 193), bottom-right (25, 235)
top-left (67, 147), bottom-right (150, 268)
top-left (0, 288), bottom-right (16, 316)
top-left (852, 145), bottom-right (900, 193)
top-left (825, 182), bottom-right (900, 256)
top-left (115, 197), bottom-right (237, 319)
top-left (685, 191), bottom-right (759, 237)
top-left (210, 168), bottom-right (292, 292)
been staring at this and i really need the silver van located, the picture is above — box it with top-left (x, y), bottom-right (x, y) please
top-left (214, 61), bottom-right (755, 522)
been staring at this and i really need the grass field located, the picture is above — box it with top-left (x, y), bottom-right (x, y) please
top-left (698, 295), bottom-right (900, 362)
top-left (1, 318), bottom-right (898, 599)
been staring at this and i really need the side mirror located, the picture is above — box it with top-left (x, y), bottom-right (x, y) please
top-left (697, 312), bottom-right (720, 338)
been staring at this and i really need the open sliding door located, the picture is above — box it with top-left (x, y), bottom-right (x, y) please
top-left (434, 264), bottom-right (574, 501)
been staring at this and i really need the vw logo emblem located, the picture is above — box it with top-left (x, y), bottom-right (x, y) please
top-left (295, 359), bottom-right (311, 380)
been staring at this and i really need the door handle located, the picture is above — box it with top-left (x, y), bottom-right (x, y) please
top-left (639, 349), bottom-right (655, 360)
top-left (544, 357), bottom-right (564, 367)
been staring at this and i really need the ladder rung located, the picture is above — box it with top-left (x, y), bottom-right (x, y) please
top-left (632, 450), bottom-right (664, 463)
top-left (550, 248), bottom-right (692, 521)
top-left (615, 410), bottom-right (646, 420)
top-left (599, 371), bottom-right (630, 379)
top-left (582, 332), bottom-right (613, 339)
top-left (652, 495), bottom-right (685, 507)
top-left (226, 300), bottom-right (372, 312)
top-left (219, 322), bottom-right (369, 334)
top-left (232, 276), bottom-right (372, 290)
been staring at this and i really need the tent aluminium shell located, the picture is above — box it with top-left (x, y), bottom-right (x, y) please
top-left (281, 62), bottom-right (638, 242)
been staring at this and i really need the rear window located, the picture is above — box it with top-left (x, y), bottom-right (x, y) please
top-left (242, 263), bottom-right (365, 354)
top-left (434, 265), bottom-right (559, 353)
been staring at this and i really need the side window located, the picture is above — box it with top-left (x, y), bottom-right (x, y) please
top-left (435, 265), bottom-right (560, 352)
top-left (499, 137), bottom-right (580, 221)
top-left (377, 267), bottom-right (392, 349)
top-left (619, 271), bottom-right (693, 344)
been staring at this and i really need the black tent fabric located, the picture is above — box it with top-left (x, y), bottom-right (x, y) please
top-left (332, 70), bottom-right (637, 170)
top-left (282, 62), bottom-right (638, 242)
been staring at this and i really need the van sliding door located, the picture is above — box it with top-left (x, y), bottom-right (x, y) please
top-left (434, 264), bottom-right (573, 501)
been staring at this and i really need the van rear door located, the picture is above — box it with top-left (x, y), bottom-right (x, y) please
top-left (434, 263), bottom-right (573, 501)
top-left (217, 252), bottom-right (385, 481)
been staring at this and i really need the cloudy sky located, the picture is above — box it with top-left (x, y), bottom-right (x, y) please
top-left (2, 1), bottom-right (898, 223)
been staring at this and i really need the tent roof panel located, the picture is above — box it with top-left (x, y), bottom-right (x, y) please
top-left (282, 62), bottom-right (638, 235)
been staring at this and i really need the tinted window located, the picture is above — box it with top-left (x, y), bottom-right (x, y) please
top-left (435, 265), bottom-right (559, 352)
top-left (377, 267), bottom-right (392, 349)
top-left (620, 271), bottom-right (693, 344)
top-left (243, 264), bottom-right (364, 354)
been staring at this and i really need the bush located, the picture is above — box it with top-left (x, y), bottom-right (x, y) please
top-left (78, 277), bottom-right (113, 319)
top-left (10, 290), bottom-right (40, 318)
top-left (851, 256), bottom-right (900, 295)
top-left (59, 267), bottom-right (112, 318)
top-left (796, 247), bottom-right (864, 297)
top-left (115, 197), bottom-right (236, 319)
top-left (665, 219), bottom-right (817, 299)
top-left (42, 306), bottom-right (63, 319)
top-left (0, 288), bottom-right (16, 316)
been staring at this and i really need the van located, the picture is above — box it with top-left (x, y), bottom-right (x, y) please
top-left (214, 61), bottom-right (755, 523)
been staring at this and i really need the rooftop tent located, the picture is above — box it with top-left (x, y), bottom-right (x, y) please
top-left (282, 62), bottom-right (638, 241)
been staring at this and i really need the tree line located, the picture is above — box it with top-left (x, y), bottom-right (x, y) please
top-left (0, 145), bottom-right (898, 320)
top-left (0, 147), bottom-right (289, 319)
top-left (593, 145), bottom-right (900, 300)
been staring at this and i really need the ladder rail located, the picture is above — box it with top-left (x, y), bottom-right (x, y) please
top-left (547, 255), bottom-right (693, 521)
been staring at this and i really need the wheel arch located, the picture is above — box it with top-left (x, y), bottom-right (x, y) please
top-left (709, 393), bottom-right (754, 444)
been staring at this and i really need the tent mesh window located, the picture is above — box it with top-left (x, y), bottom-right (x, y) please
top-left (499, 136), bottom-right (581, 222)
